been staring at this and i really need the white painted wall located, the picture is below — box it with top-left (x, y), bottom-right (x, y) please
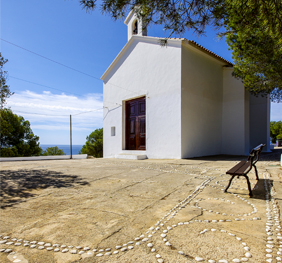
top-left (249, 94), bottom-right (270, 152)
top-left (103, 37), bottom-right (182, 159)
top-left (221, 68), bottom-right (249, 155)
top-left (181, 43), bottom-right (225, 158)
top-left (222, 69), bottom-right (270, 154)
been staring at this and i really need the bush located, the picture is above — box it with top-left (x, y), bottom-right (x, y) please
top-left (42, 146), bottom-right (65, 156)
top-left (79, 128), bottom-right (103, 157)
top-left (270, 121), bottom-right (282, 143)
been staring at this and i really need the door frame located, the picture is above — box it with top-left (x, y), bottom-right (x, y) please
top-left (124, 96), bottom-right (146, 151)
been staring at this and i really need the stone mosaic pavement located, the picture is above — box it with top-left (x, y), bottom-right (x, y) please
top-left (0, 152), bottom-right (282, 263)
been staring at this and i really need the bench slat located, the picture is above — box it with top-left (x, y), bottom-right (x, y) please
top-left (226, 161), bottom-right (245, 174)
top-left (234, 161), bottom-right (252, 175)
top-left (226, 161), bottom-right (251, 175)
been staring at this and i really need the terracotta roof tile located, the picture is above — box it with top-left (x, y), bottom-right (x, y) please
top-left (158, 37), bottom-right (233, 65)
top-left (186, 40), bottom-right (233, 66)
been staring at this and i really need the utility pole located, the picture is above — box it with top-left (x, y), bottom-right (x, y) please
top-left (70, 114), bottom-right (72, 159)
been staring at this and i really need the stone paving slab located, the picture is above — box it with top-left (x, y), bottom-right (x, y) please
top-left (0, 153), bottom-right (281, 263)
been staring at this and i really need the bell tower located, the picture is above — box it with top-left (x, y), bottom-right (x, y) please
top-left (124, 10), bottom-right (147, 41)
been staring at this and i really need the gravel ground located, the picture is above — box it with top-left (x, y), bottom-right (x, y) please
top-left (0, 151), bottom-right (281, 263)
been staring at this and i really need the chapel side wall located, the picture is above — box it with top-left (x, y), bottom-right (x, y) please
top-left (103, 39), bottom-right (182, 159)
top-left (181, 45), bottom-right (224, 158)
top-left (249, 94), bottom-right (270, 152)
top-left (222, 68), bottom-right (249, 155)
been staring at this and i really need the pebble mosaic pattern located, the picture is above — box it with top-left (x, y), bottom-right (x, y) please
top-left (0, 161), bottom-right (280, 262)
top-left (264, 173), bottom-right (282, 262)
top-left (194, 195), bottom-right (258, 217)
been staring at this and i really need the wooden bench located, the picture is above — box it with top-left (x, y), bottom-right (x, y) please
top-left (224, 144), bottom-right (265, 197)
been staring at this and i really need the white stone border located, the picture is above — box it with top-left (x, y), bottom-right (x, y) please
top-left (194, 196), bottom-right (257, 217)
top-left (192, 228), bottom-right (251, 262)
top-left (264, 172), bottom-right (282, 262)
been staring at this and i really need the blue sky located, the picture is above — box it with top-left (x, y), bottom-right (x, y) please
top-left (1, 0), bottom-right (281, 145)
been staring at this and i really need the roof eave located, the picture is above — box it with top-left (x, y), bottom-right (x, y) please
top-left (186, 40), bottom-right (233, 66)
top-left (101, 36), bottom-right (183, 81)
top-left (101, 36), bottom-right (135, 81)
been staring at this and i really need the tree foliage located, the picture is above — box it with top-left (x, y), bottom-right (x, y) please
top-left (0, 109), bottom-right (42, 157)
top-left (42, 146), bottom-right (66, 156)
top-left (270, 121), bottom-right (282, 143)
top-left (226, 1), bottom-right (282, 102)
top-left (0, 53), bottom-right (14, 109)
top-left (79, 128), bottom-right (103, 157)
top-left (81, 0), bottom-right (227, 35)
top-left (79, 0), bottom-right (282, 101)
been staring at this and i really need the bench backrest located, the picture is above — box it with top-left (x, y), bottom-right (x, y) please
top-left (247, 144), bottom-right (265, 164)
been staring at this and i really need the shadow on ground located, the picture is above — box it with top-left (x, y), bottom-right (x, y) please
top-left (260, 148), bottom-right (282, 162)
top-left (223, 178), bottom-right (271, 200)
top-left (0, 169), bottom-right (89, 209)
top-left (252, 179), bottom-right (272, 200)
top-left (187, 148), bottom-right (282, 162)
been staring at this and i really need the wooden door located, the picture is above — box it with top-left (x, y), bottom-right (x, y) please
top-left (126, 97), bottom-right (146, 150)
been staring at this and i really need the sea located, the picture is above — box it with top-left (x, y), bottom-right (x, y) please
top-left (40, 145), bottom-right (83, 155)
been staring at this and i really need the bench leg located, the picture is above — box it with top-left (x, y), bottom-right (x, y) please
top-left (243, 175), bottom-right (253, 197)
top-left (253, 165), bottom-right (259, 180)
top-left (224, 175), bottom-right (236, 193)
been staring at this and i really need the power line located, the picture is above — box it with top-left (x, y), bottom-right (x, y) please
top-left (104, 101), bottom-right (122, 106)
top-left (12, 110), bottom-right (69, 117)
top-left (11, 75), bottom-right (144, 100)
top-left (13, 108), bottom-right (104, 117)
top-left (106, 81), bottom-right (148, 95)
top-left (2, 38), bottom-right (148, 95)
top-left (11, 74), bottom-right (145, 102)
top-left (10, 76), bottom-right (84, 97)
top-left (72, 108), bottom-right (103, 116)
top-left (1, 38), bottom-right (100, 81)
top-left (10, 76), bottom-right (122, 107)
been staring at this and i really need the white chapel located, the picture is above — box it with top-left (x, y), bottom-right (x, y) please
top-left (101, 10), bottom-right (270, 159)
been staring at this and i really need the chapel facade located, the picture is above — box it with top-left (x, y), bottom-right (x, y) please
top-left (101, 11), bottom-right (270, 159)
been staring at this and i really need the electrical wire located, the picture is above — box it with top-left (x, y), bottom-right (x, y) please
top-left (72, 108), bottom-right (104, 116)
top-left (13, 108), bottom-right (104, 117)
top-left (11, 76), bottom-right (127, 106)
top-left (1, 38), bottom-right (100, 81)
top-left (10, 76), bottom-right (84, 97)
top-left (12, 110), bottom-right (69, 117)
top-left (11, 75), bottom-right (144, 103)
top-left (2, 38), bottom-right (148, 95)
top-left (8, 76), bottom-right (121, 111)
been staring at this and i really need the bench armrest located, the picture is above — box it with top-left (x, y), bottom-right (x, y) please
top-left (254, 144), bottom-right (266, 151)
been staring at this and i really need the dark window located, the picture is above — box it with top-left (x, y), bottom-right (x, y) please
top-left (133, 20), bottom-right (138, 35)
